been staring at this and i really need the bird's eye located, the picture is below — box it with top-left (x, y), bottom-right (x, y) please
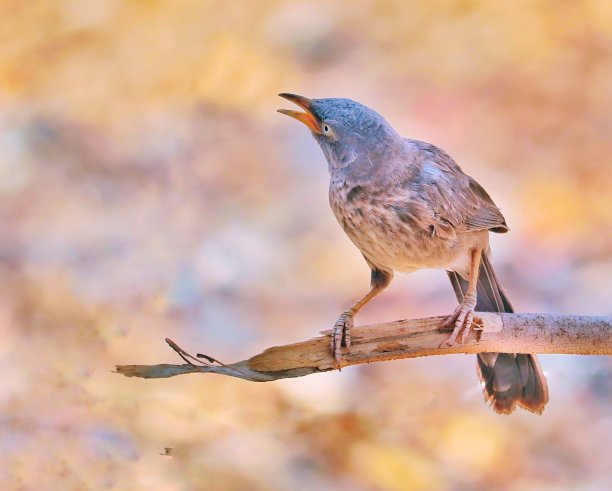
top-left (323, 124), bottom-right (331, 134)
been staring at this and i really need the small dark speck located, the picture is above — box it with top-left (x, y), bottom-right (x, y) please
top-left (347, 185), bottom-right (363, 202)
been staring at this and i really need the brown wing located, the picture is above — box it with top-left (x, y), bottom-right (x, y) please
top-left (463, 177), bottom-right (508, 233)
top-left (406, 139), bottom-right (508, 234)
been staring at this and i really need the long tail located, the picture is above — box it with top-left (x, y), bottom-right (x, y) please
top-left (447, 251), bottom-right (549, 414)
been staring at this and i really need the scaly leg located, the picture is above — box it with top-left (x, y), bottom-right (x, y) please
top-left (332, 268), bottom-right (392, 366)
top-left (441, 248), bottom-right (482, 346)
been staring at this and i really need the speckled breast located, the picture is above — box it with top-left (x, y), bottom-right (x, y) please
top-left (328, 177), bottom-right (475, 274)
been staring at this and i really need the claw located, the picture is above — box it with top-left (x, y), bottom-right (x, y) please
top-left (460, 311), bottom-right (474, 343)
top-left (441, 303), bottom-right (461, 329)
top-left (439, 293), bottom-right (477, 347)
top-left (331, 311), bottom-right (353, 368)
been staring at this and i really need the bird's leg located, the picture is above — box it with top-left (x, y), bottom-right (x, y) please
top-left (441, 248), bottom-right (482, 346)
top-left (331, 288), bottom-right (381, 366)
top-left (332, 268), bottom-right (392, 366)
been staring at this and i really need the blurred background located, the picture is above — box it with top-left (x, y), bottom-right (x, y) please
top-left (1, 1), bottom-right (611, 490)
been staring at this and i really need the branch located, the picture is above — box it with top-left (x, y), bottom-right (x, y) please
top-left (115, 313), bottom-right (611, 382)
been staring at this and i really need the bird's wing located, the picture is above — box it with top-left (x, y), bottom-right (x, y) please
top-left (463, 176), bottom-right (508, 233)
top-left (404, 139), bottom-right (508, 234)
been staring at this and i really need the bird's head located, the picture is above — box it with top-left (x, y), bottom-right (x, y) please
top-left (278, 93), bottom-right (402, 174)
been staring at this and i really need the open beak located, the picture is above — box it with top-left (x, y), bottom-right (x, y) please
top-left (278, 93), bottom-right (322, 134)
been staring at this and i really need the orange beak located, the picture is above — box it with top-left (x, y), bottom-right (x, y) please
top-left (278, 93), bottom-right (322, 134)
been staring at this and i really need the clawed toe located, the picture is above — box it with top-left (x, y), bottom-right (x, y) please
top-left (331, 311), bottom-right (353, 367)
top-left (439, 294), bottom-right (477, 347)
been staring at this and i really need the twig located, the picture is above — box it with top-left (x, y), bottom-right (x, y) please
top-left (115, 313), bottom-right (612, 381)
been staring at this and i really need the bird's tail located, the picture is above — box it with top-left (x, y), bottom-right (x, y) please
top-left (447, 251), bottom-right (549, 414)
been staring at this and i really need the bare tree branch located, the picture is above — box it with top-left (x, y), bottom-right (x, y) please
top-left (115, 313), bottom-right (611, 381)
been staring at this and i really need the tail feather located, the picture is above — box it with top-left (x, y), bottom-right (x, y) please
top-left (447, 251), bottom-right (549, 415)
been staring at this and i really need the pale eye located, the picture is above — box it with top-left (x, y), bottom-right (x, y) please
top-left (323, 124), bottom-right (331, 134)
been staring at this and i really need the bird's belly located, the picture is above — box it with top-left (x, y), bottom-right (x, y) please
top-left (333, 204), bottom-right (479, 276)
top-left (349, 228), bottom-right (467, 272)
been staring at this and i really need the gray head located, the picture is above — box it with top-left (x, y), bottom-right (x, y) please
top-left (278, 93), bottom-right (403, 177)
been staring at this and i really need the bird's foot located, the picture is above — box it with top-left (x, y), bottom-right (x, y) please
top-left (331, 310), bottom-right (354, 368)
top-left (440, 293), bottom-right (477, 347)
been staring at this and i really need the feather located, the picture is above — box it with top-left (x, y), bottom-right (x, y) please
top-left (448, 251), bottom-right (549, 414)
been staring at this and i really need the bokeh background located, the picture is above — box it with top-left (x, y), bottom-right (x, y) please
top-left (1, 1), bottom-right (611, 490)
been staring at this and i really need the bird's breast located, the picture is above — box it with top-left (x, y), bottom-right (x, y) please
top-left (328, 177), bottom-right (476, 273)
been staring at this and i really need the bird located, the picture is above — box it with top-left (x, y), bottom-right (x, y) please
top-left (278, 93), bottom-right (548, 414)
